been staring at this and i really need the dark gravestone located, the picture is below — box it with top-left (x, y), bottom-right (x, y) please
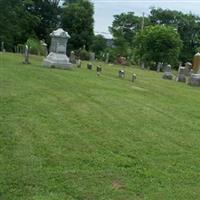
top-left (163, 65), bottom-right (173, 80)
top-left (87, 63), bottom-right (93, 70)
top-left (119, 70), bottom-right (125, 78)
top-left (96, 65), bottom-right (102, 76)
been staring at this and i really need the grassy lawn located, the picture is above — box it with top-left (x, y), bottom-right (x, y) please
top-left (1, 52), bottom-right (200, 200)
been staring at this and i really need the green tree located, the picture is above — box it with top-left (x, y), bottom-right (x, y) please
top-left (149, 8), bottom-right (200, 62)
top-left (61, 0), bottom-right (94, 51)
top-left (109, 12), bottom-right (149, 57)
top-left (91, 35), bottom-right (107, 56)
top-left (135, 25), bottom-right (183, 67)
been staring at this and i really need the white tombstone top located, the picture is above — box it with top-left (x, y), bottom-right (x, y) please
top-left (195, 52), bottom-right (200, 57)
top-left (50, 28), bottom-right (70, 39)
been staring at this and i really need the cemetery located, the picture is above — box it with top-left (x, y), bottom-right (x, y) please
top-left (1, 1), bottom-right (200, 200)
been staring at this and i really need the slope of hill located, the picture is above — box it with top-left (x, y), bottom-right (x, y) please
top-left (1, 53), bottom-right (200, 200)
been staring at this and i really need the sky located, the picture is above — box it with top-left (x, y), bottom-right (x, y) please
top-left (92, 0), bottom-right (200, 38)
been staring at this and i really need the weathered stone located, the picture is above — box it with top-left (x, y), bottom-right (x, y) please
top-left (96, 65), bottom-right (102, 76)
top-left (176, 66), bottom-right (186, 82)
top-left (185, 62), bottom-right (192, 76)
top-left (77, 59), bottom-right (82, 68)
top-left (157, 62), bottom-right (163, 72)
top-left (23, 45), bottom-right (30, 64)
top-left (87, 63), bottom-right (92, 70)
top-left (193, 52), bottom-right (200, 73)
top-left (163, 65), bottom-right (173, 80)
top-left (90, 52), bottom-right (95, 61)
top-left (43, 28), bottom-right (72, 69)
top-left (119, 70), bottom-right (125, 78)
top-left (188, 73), bottom-right (200, 86)
top-left (40, 40), bottom-right (48, 57)
top-left (70, 51), bottom-right (76, 64)
top-left (131, 73), bottom-right (136, 82)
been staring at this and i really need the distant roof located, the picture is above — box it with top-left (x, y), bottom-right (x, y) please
top-left (50, 28), bottom-right (71, 38)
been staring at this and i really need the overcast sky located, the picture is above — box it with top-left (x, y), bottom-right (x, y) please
top-left (91, 0), bottom-right (200, 38)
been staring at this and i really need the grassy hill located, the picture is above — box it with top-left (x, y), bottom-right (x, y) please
top-left (1, 53), bottom-right (200, 200)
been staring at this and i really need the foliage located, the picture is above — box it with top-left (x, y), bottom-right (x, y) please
top-left (109, 12), bottom-right (149, 57)
top-left (79, 49), bottom-right (90, 60)
top-left (149, 8), bottom-right (200, 62)
top-left (91, 35), bottom-right (107, 56)
top-left (62, 0), bottom-right (94, 51)
top-left (26, 38), bottom-right (45, 55)
top-left (135, 25), bottom-right (183, 68)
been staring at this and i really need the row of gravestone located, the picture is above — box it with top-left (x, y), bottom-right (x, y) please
top-left (162, 62), bottom-right (200, 86)
top-left (83, 63), bottom-right (137, 82)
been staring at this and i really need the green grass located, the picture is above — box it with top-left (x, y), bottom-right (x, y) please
top-left (1, 52), bottom-right (200, 200)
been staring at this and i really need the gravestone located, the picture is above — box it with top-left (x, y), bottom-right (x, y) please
top-left (77, 59), bottom-right (82, 68)
top-left (105, 53), bottom-right (109, 63)
top-left (87, 63), bottom-right (92, 70)
top-left (96, 65), bottom-right (102, 76)
top-left (131, 73), bottom-right (137, 82)
top-left (176, 66), bottom-right (186, 82)
top-left (43, 28), bottom-right (72, 69)
top-left (193, 52), bottom-right (200, 73)
top-left (188, 73), bottom-right (200, 86)
top-left (185, 62), bottom-right (192, 76)
top-left (163, 64), bottom-right (173, 80)
top-left (157, 62), bottom-right (163, 72)
top-left (40, 40), bottom-right (48, 57)
top-left (70, 51), bottom-right (76, 64)
top-left (23, 45), bottom-right (30, 64)
top-left (90, 52), bottom-right (95, 61)
top-left (141, 62), bottom-right (145, 70)
top-left (119, 70), bottom-right (125, 78)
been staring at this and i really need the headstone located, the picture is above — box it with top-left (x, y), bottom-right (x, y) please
top-left (193, 52), bottom-right (200, 73)
top-left (96, 65), bottom-right (102, 76)
top-left (23, 45), bottom-right (30, 64)
top-left (40, 40), bottom-right (48, 57)
top-left (70, 51), bottom-right (76, 64)
top-left (176, 66), bottom-right (186, 82)
top-left (77, 59), bottom-right (82, 68)
top-left (87, 63), bottom-right (92, 70)
top-left (131, 73), bottom-right (137, 82)
top-left (157, 62), bottom-right (163, 72)
top-left (188, 73), bottom-right (200, 86)
top-left (90, 52), bottom-right (95, 61)
top-left (163, 64), bottom-right (173, 80)
top-left (185, 62), bottom-right (192, 76)
top-left (43, 28), bottom-right (72, 69)
top-left (105, 53), bottom-right (109, 63)
top-left (119, 70), bottom-right (125, 78)
top-left (141, 62), bottom-right (145, 70)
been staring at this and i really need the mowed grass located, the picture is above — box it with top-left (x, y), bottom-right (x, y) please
top-left (1, 53), bottom-right (200, 200)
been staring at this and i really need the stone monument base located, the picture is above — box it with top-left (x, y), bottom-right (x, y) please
top-left (188, 74), bottom-right (200, 86)
top-left (163, 72), bottom-right (173, 80)
top-left (43, 52), bottom-right (72, 69)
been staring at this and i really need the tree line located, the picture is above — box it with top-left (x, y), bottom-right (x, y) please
top-left (1, 1), bottom-right (200, 68)
top-left (110, 8), bottom-right (200, 68)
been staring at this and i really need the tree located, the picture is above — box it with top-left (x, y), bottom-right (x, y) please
top-left (135, 25), bottom-right (183, 67)
top-left (149, 8), bottom-right (200, 62)
top-left (91, 35), bottom-right (107, 56)
top-left (61, 0), bottom-right (94, 51)
top-left (109, 12), bottom-right (149, 57)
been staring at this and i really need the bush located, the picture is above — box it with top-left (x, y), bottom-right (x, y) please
top-left (26, 38), bottom-right (45, 55)
top-left (79, 49), bottom-right (90, 60)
